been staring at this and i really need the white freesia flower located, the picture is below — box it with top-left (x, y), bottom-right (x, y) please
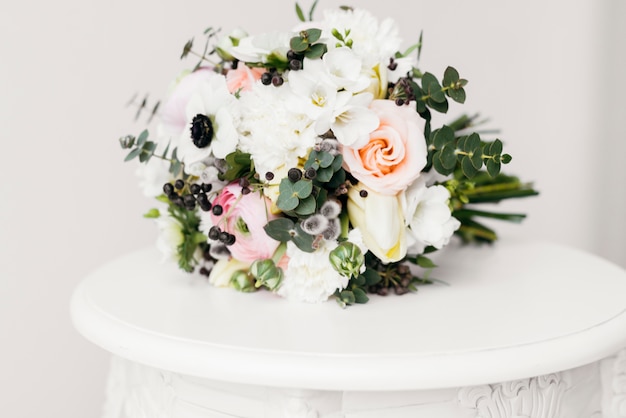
top-left (155, 215), bottom-right (184, 263)
top-left (237, 82), bottom-right (316, 180)
top-left (288, 57), bottom-right (377, 146)
top-left (403, 179), bottom-right (461, 254)
top-left (177, 73), bottom-right (239, 172)
top-left (216, 28), bottom-right (248, 61)
top-left (320, 47), bottom-right (370, 93)
top-left (325, 91), bottom-right (378, 147)
top-left (277, 241), bottom-right (349, 303)
top-left (230, 31), bottom-right (292, 63)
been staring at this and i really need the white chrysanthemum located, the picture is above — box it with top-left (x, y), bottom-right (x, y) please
top-left (403, 179), bottom-right (461, 254)
top-left (237, 82), bottom-right (316, 179)
top-left (318, 8), bottom-right (402, 67)
top-left (277, 241), bottom-right (349, 303)
top-left (155, 214), bottom-right (184, 263)
top-left (177, 73), bottom-right (239, 172)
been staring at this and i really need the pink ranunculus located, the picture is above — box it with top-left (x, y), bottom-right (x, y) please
top-left (342, 100), bottom-right (427, 195)
top-left (159, 68), bottom-right (215, 138)
top-left (210, 182), bottom-right (280, 262)
top-left (225, 65), bottom-right (264, 94)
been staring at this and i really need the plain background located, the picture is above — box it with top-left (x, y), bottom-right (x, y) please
top-left (1, 0), bottom-right (624, 417)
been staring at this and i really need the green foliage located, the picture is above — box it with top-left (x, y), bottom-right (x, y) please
top-left (276, 178), bottom-right (316, 216)
top-left (164, 202), bottom-right (207, 273)
top-left (221, 151), bottom-right (253, 182)
top-left (263, 218), bottom-right (315, 253)
top-left (428, 126), bottom-right (512, 179)
top-left (295, 0), bottom-right (319, 21)
top-left (120, 130), bottom-right (183, 177)
top-left (290, 29), bottom-right (328, 59)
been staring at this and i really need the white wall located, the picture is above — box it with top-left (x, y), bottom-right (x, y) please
top-left (1, 1), bottom-right (624, 417)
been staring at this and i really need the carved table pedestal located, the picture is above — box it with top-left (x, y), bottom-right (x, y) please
top-left (71, 239), bottom-right (626, 417)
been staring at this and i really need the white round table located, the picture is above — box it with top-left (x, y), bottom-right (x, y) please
top-left (71, 238), bottom-right (626, 417)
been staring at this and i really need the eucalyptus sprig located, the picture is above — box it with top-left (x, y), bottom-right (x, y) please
top-left (119, 130), bottom-right (183, 177)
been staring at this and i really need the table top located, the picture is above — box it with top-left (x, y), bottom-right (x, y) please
top-left (71, 238), bottom-right (626, 390)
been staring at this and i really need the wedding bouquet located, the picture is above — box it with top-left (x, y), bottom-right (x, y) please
top-left (120, 2), bottom-right (537, 306)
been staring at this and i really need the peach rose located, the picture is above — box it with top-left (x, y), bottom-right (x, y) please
top-left (225, 65), bottom-right (264, 94)
top-left (342, 100), bottom-right (427, 195)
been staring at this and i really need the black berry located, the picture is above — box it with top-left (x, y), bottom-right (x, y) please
top-left (163, 183), bottom-right (175, 196)
top-left (174, 179), bottom-right (184, 190)
top-left (212, 205), bottom-right (224, 216)
top-left (288, 168), bottom-right (302, 182)
top-left (190, 184), bottom-right (201, 195)
top-left (359, 189), bottom-right (368, 198)
top-left (208, 226), bottom-right (221, 240)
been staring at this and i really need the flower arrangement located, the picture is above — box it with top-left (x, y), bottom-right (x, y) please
top-left (120, 2), bottom-right (538, 306)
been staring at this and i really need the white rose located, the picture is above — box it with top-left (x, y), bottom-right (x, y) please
top-left (347, 184), bottom-right (407, 263)
top-left (402, 179), bottom-right (461, 254)
top-left (208, 258), bottom-right (251, 287)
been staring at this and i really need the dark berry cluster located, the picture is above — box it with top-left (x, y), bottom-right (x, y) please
top-left (208, 225), bottom-right (236, 246)
top-left (388, 77), bottom-right (415, 106)
top-left (238, 177), bottom-right (251, 195)
top-left (372, 264), bottom-right (414, 296)
top-left (163, 180), bottom-right (213, 211)
top-left (287, 167), bottom-right (317, 183)
top-left (261, 68), bottom-right (284, 86)
top-left (286, 50), bottom-right (304, 71)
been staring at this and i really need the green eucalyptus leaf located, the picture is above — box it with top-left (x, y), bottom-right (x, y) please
top-left (470, 148), bottom-right (483, 169)
top-left (339, 290), bottom-right (356, 305)
top-left (447, 87), bottom-right (466, 104)
top-left (326, 169), bottom-right (346, 189)
top-left (461, 157), bottom-right (478, 178)
top-left (305, 43), bottom-right (327, 59)
top-left (416, 255), bottom-right (437, 268)
top-left (331, 154), bottom-right (343, 172)
top-left (290, 36), bottom-right (308, 52)
top-left (294, 195), bottom-right (316, 216)
top-left (136, 129), bottom-right (149, 146)
top-left (421, 72), bottom-right (438, 92)
top-left (318, 151), bottom-right (334, 168)
top-left (428, 82), bottom-right (446, 103)
top-left (439, 144), bottom-right (457, 169)
top-left (292, 224), bottom-right (315, 252)
top-left (352, 287), bottom-right (369, 304)
top-left (305, 28), bottom-right (322, 43)
top-left (432, 153), bottom-right (454, 176)
top-left (170, 161), bottom-right (182, 177)
top-left (354, 275), bottom-right (366, 287)
top-left (295, 3), bottom-right (306, 21)
top-left (362, 269), bottom-right (382, 286)
top-left (486, 159), bottom-right (501, 177)
top-left (490, 139), bottom-right (503, 155)
top-left (433, 125), bottom-right (455, 148)
top-left (315, 166), bottom-right (333, 183)
top-left (124, 148), bottom-right (142, 162)
top-left (443, 66), bottom-right (460, 86)
top-left (427, 97), bottom-right (449, 113)
top-left (264, 218), bottom-right (296, 242)
top-left (293, 179), bottom-right (313, 199)
top-left (277, 193), bottom-right (299, 212)
top-left (501, 154), bottom-right (512, 164)
top-left (467, 133), bottom-right (481, 150)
